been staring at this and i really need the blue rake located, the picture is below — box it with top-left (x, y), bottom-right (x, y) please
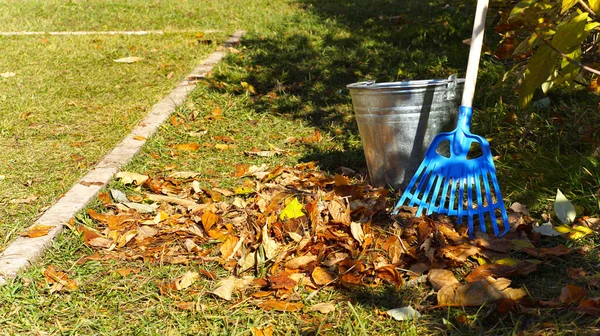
top-left (392, 106), bottom-right (509, 237)
top-left (392, 0), bottom-right (509, 237)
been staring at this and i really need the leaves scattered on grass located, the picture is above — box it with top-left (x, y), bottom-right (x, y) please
top-left (72, 163), bottom-right (600, 318)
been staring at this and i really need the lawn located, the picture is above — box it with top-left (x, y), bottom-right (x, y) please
top-left (1, 0), bottom-right (599, 335)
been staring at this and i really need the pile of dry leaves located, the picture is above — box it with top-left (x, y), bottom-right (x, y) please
top-left (36, 162), bottom-right (599, 316)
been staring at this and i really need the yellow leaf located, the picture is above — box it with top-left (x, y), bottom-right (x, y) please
top-left (561, 0), bottom-right (578, 13)
top-left (133, 135), bottom-right (147, 141)
top-left (280, 197), bottom-right (305, 220)
top-left (241, 81), bottom-right (256, 94)
top-left (495, 258), bottom-right (521, 266)
top-left (174, 143), bottom-right (200, 151)
top-left (115, 172), bottom-right (149, 185)
top-left (590, 0), bottom-right (600, 16)
top-left (555, 224), bottom-right (574, 233)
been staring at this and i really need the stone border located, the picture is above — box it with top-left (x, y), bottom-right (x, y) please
top-left (0, 30), bottom-right (246, 285)
top-left (0, 29), bottom-right (222, 36)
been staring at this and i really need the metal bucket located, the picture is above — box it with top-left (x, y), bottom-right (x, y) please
top-left (347, 75), bottom-right (464, 190)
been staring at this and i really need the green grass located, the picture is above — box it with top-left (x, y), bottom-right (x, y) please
top-left (1, 0), bottom-right (599, 334)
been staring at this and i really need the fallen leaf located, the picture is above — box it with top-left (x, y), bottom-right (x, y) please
top-left (521, 245), bottom-right (572, 258)
top-left (20, 225), bottom-right (53, 238)
top-left (211, 276), bottom-right (253, 301)
top-left (350, 222), bottom-right (365, 244)
top-left (9, 195), bottom-right (38, 204)
top-left (174, 143), bottom-right (200, 151)
top-left (576, 298), bottom-right (600, 317)
top-left (114, 56), bottom-right (143, 63)
top-left (261, 224), bottom-right (282, 260)
top-left (555, 189), bottom-right (576, 224)
top-left (280, 198), bottom-right (305, 220)
top-left (465, 261), bottom-right (538, 282)
top-left (312, 266), bottom-right (335, 286)
top-left (115, 172), bottom-right (149, 185)
top-left (328, 197), bottom-right (351, 224)
top-left (133, 135), bottom-right (147, 141)
top-left (559, 284), bottom-right (588, 304)
top-left (257, 300), bottom-right (304, 312)
top-left (175, 302), bottom-right (196, 311)
top-left (386, 306), bottom-right (422, 321)
top-left (284, 255), bottom-right (317, 269)
top-left (251, 326), bottom-right (274, 336)
top-left (439, 243), bottom-right (480, 264)
top-left (269, 274), bottom-right (297, 290)
top-left (567, 267), bottom-right (586, 280)
top-left (428, 269), bottom-right (459, 291)
top-left (532, 222), bottom-right (563, 236)
top-left (172, 272), bottom-right (200, 291)
top-left (510, 202), bottom-right (530, 215)
top-left (43, 265), bottom-right (78, 292)
top-left (437, 277), bottom-right (526, 307)
top-left (310, 302), bottom-right (336, 314)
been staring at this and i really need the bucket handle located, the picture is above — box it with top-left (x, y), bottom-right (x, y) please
top-left (445, 74), bottom-right (458, 101)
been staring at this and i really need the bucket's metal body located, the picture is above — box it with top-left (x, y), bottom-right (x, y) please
top-left (347, 76), bottom-right (464, 190)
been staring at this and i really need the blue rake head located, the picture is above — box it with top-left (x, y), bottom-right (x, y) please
top-left (392, 106), bottom-right (509, 237)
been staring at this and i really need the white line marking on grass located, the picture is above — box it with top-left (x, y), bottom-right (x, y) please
top-left (0, 29), bottom-right (222, 36)
top-left (0, 30), bottom-right (246, 285)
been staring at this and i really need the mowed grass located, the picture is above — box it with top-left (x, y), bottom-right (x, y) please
top-left (0, 0), bottom-right (297, 250)
top-left (0, 32), bottom-right (224, 249)
top-left (0, 0), bottom-right (599, 335)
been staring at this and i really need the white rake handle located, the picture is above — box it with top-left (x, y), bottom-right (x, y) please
top-left (461, 0), bottom-right (489, 108)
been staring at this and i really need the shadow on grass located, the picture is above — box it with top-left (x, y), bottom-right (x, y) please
top-left (207, 0), bottom-right (477, 176)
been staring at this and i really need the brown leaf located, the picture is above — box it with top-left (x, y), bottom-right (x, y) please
top-left (174, 143), bottom-right (200, 151)
top-left (211, 276), bottom-right (254, 301)
top-left (567, 267), bottom-right (587, 280)
top-left (170, 272), bottom-right (200, 291)
top-left (309, 302), bottom-right (336, 314)
top-left (257, 300), bottom-right (304, 312)
top-left (43, 265), bottom-right (78, 292)
top-left (437, 277), bottom-right (526, 307)
top-left (219, 235), bottom-right (240, 259)
top-left (559, 284), bottom-right (588, 304)
top-left (20, 225), bottom-right (53, 238)
top-left (312, 266), bottom-right (336, 286)
top-left (428, 269), bottom-right (459, 291)
top-left (328, 197), bottom-right (351, 224)
top-left (376, 265), bottom-right (404, 288)
top-left (284, 255), bottom-right (317, 269)
top-left (116, 268), bottom-right (139, 277)
top-left (269, 274), bottom-right (297, 290)
top-left (201, 210), bottom-right (219, 233)
top-left (175, 302), bottom-right (196, 311)
top-left (576, 298), bottom-right (600, 317)
top-left (9, 195), bottom-right (38, 204)
top-left (465, 261), bottom-right (538, 282)
top-left (251, 326), bottom-right (274, 336)
top-left (439, 243), bottom-right (480, 264)
top-left (382, 236), bottom-right (403, 264)
top-left (521, 245), bottom-right (572, 258)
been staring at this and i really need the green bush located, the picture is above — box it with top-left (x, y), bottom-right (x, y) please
top-left (494, 0), bottom-right (600, 107)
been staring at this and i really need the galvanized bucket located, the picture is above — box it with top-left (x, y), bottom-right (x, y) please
top-left (347, 75), bottom-right (464, 190)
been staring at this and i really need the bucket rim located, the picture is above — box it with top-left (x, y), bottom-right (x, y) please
top-left (346, 78), bottom-right (465, 90)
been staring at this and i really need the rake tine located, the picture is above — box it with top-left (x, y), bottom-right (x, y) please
top-left (416, 166), bottom-right (439, 217)
top-left (466, 174), bottom-right (475, 234)
top-left (438, 169), bottom-right (452, 215)
top-left (394, 158), bottom-right (430, 213)
top-left (481, 170), bottom-right (499, 236)
top-left (490, 171), bottom-right (510, 236)
top-left (426, 173), bottom-right (444, 215)
top-left (457, 169), bottom-right (465, 227)
top-left (474, 169), bottom-right (487, 234)
top-left (448, 175), bottom-right (457, 217)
